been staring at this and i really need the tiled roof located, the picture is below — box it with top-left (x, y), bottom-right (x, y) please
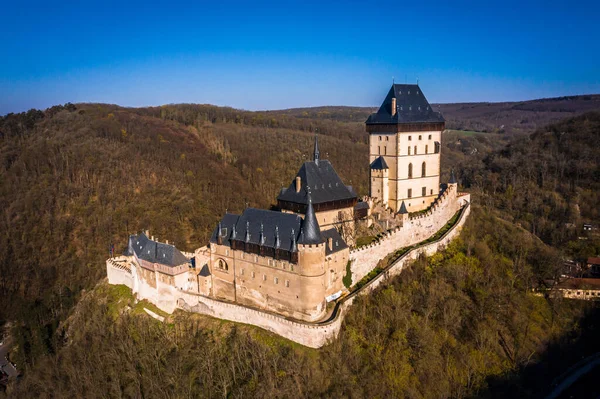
top-left (354, 201), bottom-right (370, 210)
top-left (211, 209), bottom-right (303, 252)
top-left (366, 84), bottom-right (445, 125)
top-left (277, 160), bottom-right (357, 205)
top-left (126, 233), bottom-right (190, 267)
top-left (321, 228), bottom-right (349, 255)
top-left (210, 208), bottom-right (347, 254)
top-left (370, 156), bottom-right (389, 170)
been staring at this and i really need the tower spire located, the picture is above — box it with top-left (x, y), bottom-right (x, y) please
top-left (298, 188), bottom-right (323, 245)
top-left (313, 133), bottom-right (320, 166)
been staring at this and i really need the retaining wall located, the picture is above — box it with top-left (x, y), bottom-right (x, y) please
top-left (350, 184), bottom-right (470, 284)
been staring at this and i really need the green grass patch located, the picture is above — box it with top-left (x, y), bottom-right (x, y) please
top-left (355, 235), bottom-right (377, 248)
top-left (131, 299), bottom-right (169, 319)
top-left (343, 260), bottom-right (352, 288)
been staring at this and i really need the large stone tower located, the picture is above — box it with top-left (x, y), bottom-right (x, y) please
top-left (366, 84), bottom-right (445, 213)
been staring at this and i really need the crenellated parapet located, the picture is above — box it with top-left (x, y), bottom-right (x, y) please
top-left (350, 183), bottom-right (467, 284)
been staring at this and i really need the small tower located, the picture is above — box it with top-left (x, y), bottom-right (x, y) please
top-left (398, 200), bottom-right (409, 225)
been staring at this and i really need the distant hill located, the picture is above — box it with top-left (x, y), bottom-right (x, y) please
top-left (267, 94), bottom-right (600, 136)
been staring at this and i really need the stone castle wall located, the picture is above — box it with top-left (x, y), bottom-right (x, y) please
top-left (350, 184), bottom-right (470, 285)
top-left (177, 201), bottom-right (471, 347)
top-left (107, 200), bottom-right (470, 348)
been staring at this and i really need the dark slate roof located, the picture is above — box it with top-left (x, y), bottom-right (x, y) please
top-left (370, 156), bottom-right (389, 170)
top-left (449, 169), bottom-right (457, 184)
top-left (354, 201), bottom-right (370, 210)
top-left (211, 208), bottom-right (348, 253)
top-left (126, 233), bottom-right (190, 267)
top-left (366, 84), bottom-right (445, 125)
top-left (211, 209), bottom-right (303, 252)
top-left (398, 201), bottom-right (408, 214)
top-left (298, 191), bottom-right (323, 245)
top-left (277, 160), bottom-right (357, 205)
top-left (322, 228), bottom-right (348, 255)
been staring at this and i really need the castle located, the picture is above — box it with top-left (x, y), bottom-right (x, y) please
top-left (106, 84), bottom-right (471, 346)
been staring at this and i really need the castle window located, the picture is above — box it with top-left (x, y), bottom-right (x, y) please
top-left (428, 134), bottom-right (432, 140)
top-left (217, 259), bottom-right (228, 271)
top-left (422, 187), bottom-right (426, 197)
top-left (254, 255), bottom-right (258, 263)
top-left (414, 145), bottom-right (417, 154)
top-left (251, 271), bottom-right (255, 278)
top-left (408, 147), bottom-right (411, 155)
top-left (274, 277), bottom-right (279, 284)
top-left (225, 249), bottom-right (229, 256)
top-left (430, 189), bottom-right (433, 195)
top-left (435, 141), bottom-right (441, 153)
top-left (386, 136), bottom-right (389, 141)
top-left (408, 163), bottom-right (413, 179)
top-left (379, 136), bottom-right (382, 141)
top-left (408, 189), bottom-right (412, 198)
top-left (291, 265), bottom-right (294, 272)
top-left (384, 146), bottom-right (387, 155)
top-left (422, 162), bottom-right (426, 177)
top-left (241, 269), bottom-right (244, 275)
top-left (263, 274), bottom-right (267, 281)
top-left (419, 135), bottom-right (422, 140)
top-left (378, 146), bottom-right (380, 155)
top-left (408, 136), bottom-right (412, 141)
top-left (285, 280), bottom-right (290, 288)
top-left (425, 145), bottom-right (428, 154)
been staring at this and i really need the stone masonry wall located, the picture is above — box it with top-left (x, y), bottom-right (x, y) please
top-left (350, 184), bottom-right (470, 285)
top-left (175, 202), bottom-right (471, 348)
top-left (106, 199), bottom-right (471, 348)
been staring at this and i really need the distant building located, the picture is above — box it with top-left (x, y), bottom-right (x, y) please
top-left (366, 84), bottom-right (445, 213)
top-left (588, 257), bottom-right (600, 276)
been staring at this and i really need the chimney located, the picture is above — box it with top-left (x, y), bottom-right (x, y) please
top-left (391, 97), bottom-right (397, 116)
top-left (151, 235), bottom-right (155, 241)
top-left (328, 237), bottom-right (333, 251)
top-left (166, 239), bottom-right (169, 245)
top-left (295, 176), bottom-right (301, 193)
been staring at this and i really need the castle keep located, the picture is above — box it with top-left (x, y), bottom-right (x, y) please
top-left (367, 84), bottom-right (444, 213)
top-left (106, 83), bottom-right (471, 347)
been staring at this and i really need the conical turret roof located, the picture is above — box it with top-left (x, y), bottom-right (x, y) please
top-left (298, 189), bottom-right (323, 245)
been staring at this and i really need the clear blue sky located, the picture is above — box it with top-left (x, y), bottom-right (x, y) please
top-left (1, 0), bottom-right (599, 115)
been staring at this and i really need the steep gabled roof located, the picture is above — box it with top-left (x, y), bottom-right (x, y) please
top-left (127, 233), bottom-right (190, 267)
top-left (370, 156), bottom-right (389, 170)
top-left (366, 84), bottom-right (445, 125)
top-left (277, 160), bottom-right (357, 205)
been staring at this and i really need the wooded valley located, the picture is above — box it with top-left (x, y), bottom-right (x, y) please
top-left (0, 99), bottom-right (599, 397)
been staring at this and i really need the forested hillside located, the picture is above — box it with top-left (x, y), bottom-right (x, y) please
top-left (1, 102), bottom-right (599, 397)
